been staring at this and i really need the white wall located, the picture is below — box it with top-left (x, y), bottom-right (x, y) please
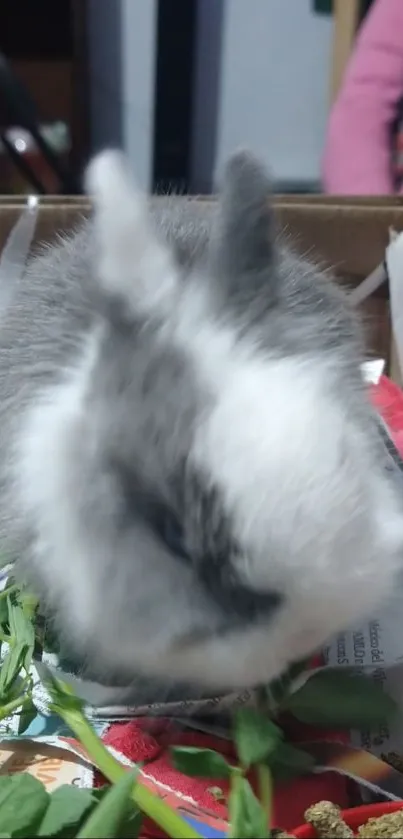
top-left (192, 0), bottom-right (333, 191)
top-left (120, 0), bottom-right (158, 190)
top-left (191, 0), bottom-right (225, 194)
top-left (88, 0), bottom-right (332, 193)
top-left (87, 0), bottom-right (157, 190)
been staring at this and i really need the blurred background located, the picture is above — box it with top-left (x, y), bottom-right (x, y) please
top-left (0, 0), bottom-right (374, 197)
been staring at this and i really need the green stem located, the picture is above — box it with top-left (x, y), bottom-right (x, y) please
top-left (228, 771), bottom-right (240, 839)
top-left (257, 764), bottom-right (272, 829)
top-left (0, 694), bottom-right (32, 722)
top-left (53, 703), bottom-right (202, 839)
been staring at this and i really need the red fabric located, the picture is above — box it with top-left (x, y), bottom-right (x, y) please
top-left (100, 376), bottom-right (403, 836)
top-left (101, 719), bottom-right (349, 834)
top-left (370, 374), bottom-right (403, 454)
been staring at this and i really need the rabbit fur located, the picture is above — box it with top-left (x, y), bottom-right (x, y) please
top-left (0, 149), bottom-right (402, 697)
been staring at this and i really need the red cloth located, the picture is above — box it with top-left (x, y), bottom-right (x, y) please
top-left (370, 374), bottom-right (403, 455)
top-left (102, 718), bottom-right (349, 835)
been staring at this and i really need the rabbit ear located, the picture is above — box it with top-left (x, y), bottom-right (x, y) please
top-left (210, 150), bottom-right (275, 286)
top-left (85, 151), bottom-right (177, 314)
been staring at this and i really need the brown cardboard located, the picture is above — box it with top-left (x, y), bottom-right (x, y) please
top-left (0, 196), bottom-right (400, 371)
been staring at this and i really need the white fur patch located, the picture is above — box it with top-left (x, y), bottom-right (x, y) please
top-left (13, 332), bottom-right (101, 632)
top-left (86, 151), bottom-right (177, 313)
top-left (173, 283), bottom-right (403, 658)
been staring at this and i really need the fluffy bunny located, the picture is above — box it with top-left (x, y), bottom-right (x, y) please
top-left (0, 149), bottom-right (402, 695)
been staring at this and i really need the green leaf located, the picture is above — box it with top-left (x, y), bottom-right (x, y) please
top-left (0, 773), bottom-right (49, 837)
top-left (49, 693), bottom-right (85, 714)
top-left (19, 592), bottom-right (39, 621)
top-left (171, 746), bottom-right (231, 779)
top-left (120, 808), bottom-right (142, 839)
top-left (89, 786), bottom-right (108, 802)
top-left (7, 599), bottom-right (35, 672)
top-left (0, 643), bottom-right (27, 698)
top-left (286, 669), bottom-right (397, 727)
top-left (264, 660), bottom-right (313, 713)
top-left (1, 673), bottom-right (27, 703)
top-left (0, 597), bottom-right (9, 627)
top-left (233, 708), bottom-right (282, 768)
top-left (271, 742), bottom-right (314, 771)
top-left (286, 659), bottom-right (312, 683)
top-left (38, 665), bottom-right (85, 714)
top-left (18, 697), bottom-right (37, 734)
top-left (37, 785), bottom-right (94, 837)
top-left (77, 771), bottom-right (138, 838)
top-left (270, 742), bottom-right (315, 781)
top-left (228, 776), bottom-right (268, 839)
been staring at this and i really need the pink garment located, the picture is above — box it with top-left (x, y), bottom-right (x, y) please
top-left (322, 0), bottom-right (403, 194)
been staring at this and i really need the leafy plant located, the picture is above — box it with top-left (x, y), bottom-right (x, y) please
top-left (228, 773), bottom-right (268, 839)
top-left (37, 785), bottom-right (94, 836)
top-left (172, 708), bottom-right (276, 838)
top-left (170, 746), bottom-right (231, 778)
top-left (0, 771), bottom-right (142, 839)
top-left (46, 674), bottom-right (200, 838)
top-left (76, 772), bottom-right (140, 838)
top-left (0, 774), bottom-right (48, 837)
top-left (0, 572), bottom-right (398, 838)
top-left (170, 667), bottom-right (397, 837)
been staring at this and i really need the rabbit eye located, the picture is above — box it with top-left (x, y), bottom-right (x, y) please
top-left (160, 514), bottom-right (189, 561)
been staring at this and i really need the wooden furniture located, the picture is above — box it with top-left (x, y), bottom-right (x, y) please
top-left (329, 0), bottom-right (361, 103)
top-left (0, 195), bottom-right (393, 372)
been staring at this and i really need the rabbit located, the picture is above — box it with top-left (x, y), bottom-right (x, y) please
top-left (0, 148), bottom-right (402, 697)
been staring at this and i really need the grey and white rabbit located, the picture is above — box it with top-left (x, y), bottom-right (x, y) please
top-left (0, 149), bottom-right (402, 696)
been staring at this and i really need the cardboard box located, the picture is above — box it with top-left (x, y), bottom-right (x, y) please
top-left (0, 194), bottom-right (398, 373)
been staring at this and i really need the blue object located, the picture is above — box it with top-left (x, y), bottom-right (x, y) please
top-left (182, 815), bottom-right (226, 838)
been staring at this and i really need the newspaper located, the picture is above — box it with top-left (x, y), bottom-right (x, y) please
top-left (0, 736), bottom-right (92, 790)
top-left (323, 605), bottom-right (403, 758)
